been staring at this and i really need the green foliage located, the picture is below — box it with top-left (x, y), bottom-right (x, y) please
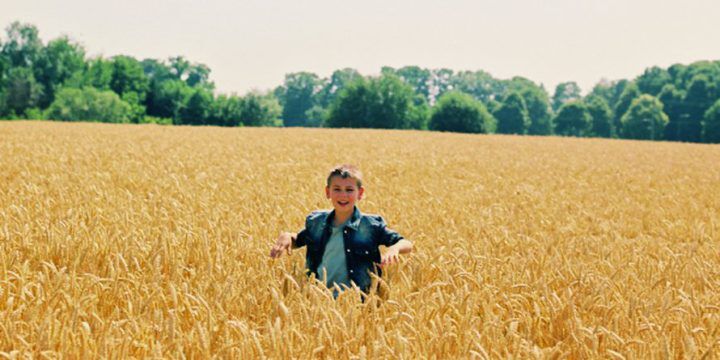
top-left (674, 60), bottom-right (720, 90)
top-left (208, 94), bottom-right (243, 127)
top-left (178, 88), bottom-right (213, 125)
top-left (45, 87), bottom-right (132, 123)
top-left (429, 91), bottom-right (495, 134)
top-left (315, 68), bottom-right (362, 108)
top-left (1, 22), bottom-right (42, 68)
top-left (585, 96), bottom-right (614, 137)
top-left (501, 77), bottom-right (553, 135)
top-left (554, 100), bottom-right (591, 137)
top-left (2, 66), bottom-right (43, 116)
top-left (449, 70), bottom-right (499, 103)
top-left (77, 58), bottom-right (113, 90)
top-left (33, 36), bottom-right (85, 108)
top-left (167, 56), bottom-right (214, 89)
top-left (110, 55), bottom-right (149, 102)
top-left (151, 80), bottom-right (193, 121)
top-left (408, 95), bottom-right (430, 130)
top-left (620, 95), bottom-right (668, 140)
top-left (140, 115), bottom-right (172, 125)
top-left (279, 72), bottom-right (320, 127)
top-left (680, 75), bottom-right (716, 142)
top-left (552, 81), bottom-right (581, 112)
top-left (326, 74), bottom-right (419, 129)
top-left (239, 91), bottom-right (282, 127)
top-left (24, 107), bottom-right (44, 120)
top-left (391, 66), bottom-right (432, 100)
top-left (304, 105), bottom-right (327, 127)
top-left (702, 99), bottom-right (720, 143)
top-left (635, 66), bottom-right (671, 96)
top-left (658, 84), bottom-right (686, 141)
top-left (521, 86), bottom-right (553, 135)
top-left (120, 91), bottom-right (147, 124)
top-left (494, 92), bottom-right (529, 134)
top-left (613, 82), bottom-right (641, 135)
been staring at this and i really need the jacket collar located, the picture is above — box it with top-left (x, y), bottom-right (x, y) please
top-left (326, 206), bottom-right (362, 231)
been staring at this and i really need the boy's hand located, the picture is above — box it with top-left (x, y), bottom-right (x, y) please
top-left (380, 247), bottom-right (400, 267)
top-left (270, 232), bottom-right (293, 258)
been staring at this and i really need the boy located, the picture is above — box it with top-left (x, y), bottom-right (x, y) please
top-left (269, 164), bottom-right (413, 295)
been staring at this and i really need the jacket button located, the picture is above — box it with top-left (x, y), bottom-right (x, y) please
top-left (365, 251), bottom-right (369, 254)
top-left (346, 249), bottom-right (350, 253)
top-left (349, 270), bottom-right (354, 273)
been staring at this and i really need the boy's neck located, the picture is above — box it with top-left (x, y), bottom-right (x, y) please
top-left (332, 208), bottom-right (354, 226)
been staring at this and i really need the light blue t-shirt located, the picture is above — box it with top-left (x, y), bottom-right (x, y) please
top-left (317, 223), bottom-right (351, 290)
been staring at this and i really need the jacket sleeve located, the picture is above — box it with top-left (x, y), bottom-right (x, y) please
top-left (376, 216), bottom-right (404, 247)
top-left (292, 213), bottom-right (314, 248)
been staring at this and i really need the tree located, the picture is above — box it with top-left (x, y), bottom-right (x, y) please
top-left (585, 96), bottom-right (614, 137)
top-left (554, 100), bottom-right (591, 137)
top-left (315, 68), bottom-right (362, 108)
top-left (142, 58), bottom-right (174, 118)
top-left (240, 91), bottom-right (282, 127)
top-left (675, 61), bottom-right (720, 90)
top-left (680, 75), bottom-right (716, 142)
top-left (503, 77), bottom-right (553, 135)
top-left (1, 22), bottom-right (42, 68)
top-left (326, 74), bottom-right (418, 129)
top-left (208, 94), bottom-right (244, 127)
top-left (449, 70), bottom-right (500, 103)
top-left (304, 105), bottom-right (327, 127)
top-left (521, 85), bottom-right (553, 135)
top-left (620, 95), bottom-right (668, 140)
top-left (409, 94), bottom-right (430, 130)
top-left (552, 81), bottom-right (582, 112)
top-left (427, 68), bottom-right (454, 104)
top-left (429, 91), bottom-right (495, 134)
top-left (110, 55), bottom-right (149, 101)
top-left (635, 66), bottom-right (671, 96)
top-left (613, 82), bottom-right (641, 136)
top-left (279, 72), bottom-right (320, 127)
top-left (178, 87), bottom-right (212, 125)
top-left (45, 87), bottom-right (132, 123)
top-left (657, 84), bottom-right (685, 141)
top-left (2, 67), bottom-right (43, 117)
top-left (33, 36), bottom-right (86, 108)
top-left (395, 66), bottom-right (432, 100)
top-left (702, 99), bottom-right (720, 143)
top-left (151, 79), bottom-right (193, 121)
top-left (588, 79), bottom-right (616, 107)
top-left (494, 92), bottom-right (529, 134)
top-left (79, 57), bottom-right (113, 90)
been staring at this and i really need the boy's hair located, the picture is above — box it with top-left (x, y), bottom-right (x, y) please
top-left (326, 164), bottom-right (363, 188)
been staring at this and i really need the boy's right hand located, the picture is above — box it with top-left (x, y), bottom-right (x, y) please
top-left (270, 232), bottom-right (293, 258)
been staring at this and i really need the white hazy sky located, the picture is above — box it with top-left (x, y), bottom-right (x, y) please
top-left (3, 0), bottom-right (719, 95)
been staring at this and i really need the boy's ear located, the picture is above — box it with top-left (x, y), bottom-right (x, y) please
top-left (358, 186), bottom-right (364, 200)
top-left (325, 186), bottom-right (330, 199)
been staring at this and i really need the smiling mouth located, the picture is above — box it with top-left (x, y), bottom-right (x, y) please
top-left (338, 201), bottom-right (349, 206)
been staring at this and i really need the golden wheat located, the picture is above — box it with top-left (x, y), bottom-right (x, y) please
top-left (0, 121), bottom-right (719, 358)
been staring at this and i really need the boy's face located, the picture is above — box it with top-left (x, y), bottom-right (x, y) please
top-left (325, 176), bottom-right (364, 214)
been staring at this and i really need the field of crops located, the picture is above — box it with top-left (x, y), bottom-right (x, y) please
top-left (1, 121), bottom-right (719, 358)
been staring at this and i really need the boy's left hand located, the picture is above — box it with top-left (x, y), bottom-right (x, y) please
top-left (380, 247), bottom-right (400, 267)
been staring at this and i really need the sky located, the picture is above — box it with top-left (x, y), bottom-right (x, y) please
top-left (2, 0), bottom-right (719, 96)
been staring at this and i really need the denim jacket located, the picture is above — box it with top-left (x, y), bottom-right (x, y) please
top-left (294, 206), bottom-right (404, 292)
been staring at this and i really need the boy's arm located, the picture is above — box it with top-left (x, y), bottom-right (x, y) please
top-left (381, 239), bottom-right (413, 267)
top-left (269, 229), bottom-right (308, 258)
top-left (377, 216), bottom-right (413, 267)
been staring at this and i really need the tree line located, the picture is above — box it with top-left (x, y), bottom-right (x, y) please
top-left (1, 21), bottom-right (719, 143)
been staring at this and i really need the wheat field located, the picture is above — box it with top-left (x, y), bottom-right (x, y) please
top-left (0, 121), bottom-right (719, 358)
